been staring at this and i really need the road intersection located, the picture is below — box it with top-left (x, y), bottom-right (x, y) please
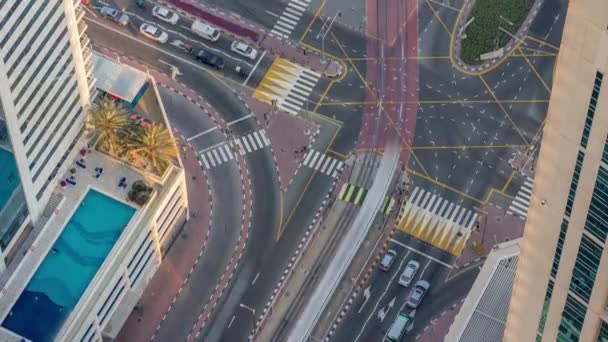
top-left (83, 0), bottom-right (569, 340)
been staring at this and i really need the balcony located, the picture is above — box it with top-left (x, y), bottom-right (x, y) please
top-left (77, 20), bottom-right (87, 37)
top-left (82, 47), bottom-right (92, 65)
top-left (85, 59), bottom-right (94, 76)
top-left (75, 5), bottom-right (85, 22)
top-left (80, 34), bottom-right (90, 50)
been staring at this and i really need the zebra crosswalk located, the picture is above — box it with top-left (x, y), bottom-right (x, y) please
top-left (253, 57), bottom-right (320, 115)
top-left (198, 130), bottom-right (270, 169)
top-left (508, 176), bottom-right (534, 218)
top-left (270, 0), bottom-right (310, 39)
top-left (396, 187), bottom-right (479, 256)
top-left (301, 149), bottom-right (344, 178)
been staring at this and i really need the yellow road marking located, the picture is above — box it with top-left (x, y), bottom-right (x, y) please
top-left (516, 46), bottom-right (552, 94)
top-left (347, 56), bottom-right (451, 61)
top-left (409, 144), bottom-right (525, 150)
top-left (313, 81), bottom-right (334, 113)
top-left (425, 0), bottom-right (452, 37)
top-left (479, 75), bottom-right (528, 145)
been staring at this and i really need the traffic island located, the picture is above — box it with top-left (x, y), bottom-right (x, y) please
top-left (452, 0), bottom-right (544, 73)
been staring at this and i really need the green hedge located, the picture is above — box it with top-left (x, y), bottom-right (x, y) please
top-left (460, 0), bottom-right (533, 65)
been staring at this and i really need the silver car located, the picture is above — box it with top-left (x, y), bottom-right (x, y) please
top-left (398, 260), bottom-right (420, 287)
top-left (140, 23), bottom-right (168, 44)
top-left (100, 6), bottom-right (129, 26)
top-left (379, 249), bottom-right (397, 271)
top-left (230, 41), bottom-right (258, 60)
top-left (152, 6), bottom-right (179, 25)
top-left (406, 280), bottom-right (430, 309)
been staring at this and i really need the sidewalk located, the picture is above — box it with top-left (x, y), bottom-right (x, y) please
top-left (242, 95), bottom-right (319, 191)
top-left (415, 300), bottom-right (464, 342)
top-left (455, 202), bottom-right (525, 268)
top-left (116, 137), bottom-right (212, 342)
top-left (159, 0), bottom-right (343, 77)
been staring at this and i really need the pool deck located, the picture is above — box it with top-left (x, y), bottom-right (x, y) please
top-left (0, 150), bottom-right (149, 329)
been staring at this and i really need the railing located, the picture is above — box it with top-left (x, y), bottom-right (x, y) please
top-left (75, 5), bottom-right (85, 22)
top-left (77, 20), bottom-right (87, 37)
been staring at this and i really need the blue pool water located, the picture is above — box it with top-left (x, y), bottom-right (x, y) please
top-left (2, 190), bottom-right (135, 342)
top-left (0, 148), bottom-right (19, 211)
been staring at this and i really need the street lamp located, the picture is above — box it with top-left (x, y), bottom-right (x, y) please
top-left (239, 303), bottom-right (256, 335)
top-left (316, 11), bottom-right (341, 63)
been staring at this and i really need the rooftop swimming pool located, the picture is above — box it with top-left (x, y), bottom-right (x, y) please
top-left (0, 148), bottom-right (19, 212)
top-left (2, 189), bottom-right (136, 342)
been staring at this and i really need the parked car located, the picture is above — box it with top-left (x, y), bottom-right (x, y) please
top-left (196, 49), bottom-right (225, 69)
top-left (379, 249), bottom-right (397, 271)
top-left (398, 260), bottom-right (420, 287)
top-left (139, 23), bottom-right (168, 44)
top-left (100, 6), bottom-right (129, 26)
top-left (230, 41), bottom-right (258, 60)
top-left (152, 6), bottom-right (179, 25)
top-left (406, 280), bottom-right (430, 309)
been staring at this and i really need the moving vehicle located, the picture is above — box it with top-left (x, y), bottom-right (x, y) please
top-left (152, 5), bottom-right (179, 25)
top-left (384, 312), bottom-right (413, 341)
top-left (230, 41), bottom-right (258, 60)
top-left (406, 280), bottom-right (430, 309)
top-left (191, 20), bottom-right (221, 42)
top-left (196, 49), bottom-right (225, 69)
top-left (99, 6), bottom-right (129, 26)
top-left (139, 23), bottom-right (168, 44)
top-left (398, 260), bottom-right (420, 287)
top-left (379, 249), bottom-right (397, 271)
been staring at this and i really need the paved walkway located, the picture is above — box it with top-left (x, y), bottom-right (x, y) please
top-left (456, 203), bottom-right (525, 268)
top-left (159, 0), bottom-right (342, 77)
top-left (415, 300), bottom-right (464, 342)
top-left (243, 95), bottom-right (318, 191)
top-left (116, 137), bottom-right (212, 342)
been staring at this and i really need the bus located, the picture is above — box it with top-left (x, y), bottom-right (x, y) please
top-left (384, 313), bottom-right (413, 342)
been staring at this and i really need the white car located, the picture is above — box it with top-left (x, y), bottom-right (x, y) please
top-left (230, 41), bottom-right (258, 60)
top-left (152, 6), bottom-right (179, 25)
top-left (139, 23), bottom-right (168, 44)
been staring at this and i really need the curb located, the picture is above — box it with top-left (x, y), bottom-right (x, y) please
top-left (251, 174), bottom-right (342, 340)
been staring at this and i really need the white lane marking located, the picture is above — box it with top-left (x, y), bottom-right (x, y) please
top-left (227, 113), bottom-right (254, 126)
top-left (265, 10), bottom-right (279, 17)
top-left (187, 127), bottom-right (218, 141)
top-left (252, 272), bottom-right (260, 285)
top-left (389, 238), bottom-right (453, 269)
top-left (243, 51), bottom-right (267, 86)
top-left (199, 141), bottom-right (226, 154)
top-left (228, 315), bottom-right (236, 328)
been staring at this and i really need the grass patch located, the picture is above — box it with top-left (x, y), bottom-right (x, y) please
top-left (460, 0), bottom-right (533, 65)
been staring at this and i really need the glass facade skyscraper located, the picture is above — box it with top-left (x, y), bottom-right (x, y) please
top-left (504, 1), bottom-right (608, 341)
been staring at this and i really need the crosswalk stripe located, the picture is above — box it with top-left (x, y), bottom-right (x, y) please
top-left (284, 6), bottom-right (303, 16)
top-left (246, 134), bottom-right (257, 150)
top-left (292, 0), bottom-right (309, 7)
top-left (273, 25), bottom-right (293, 34)
top-left (309, 150), bottom-right (320, 167)
top-left (218, 147), bottom-right (227, 162)
top-left (208, 152), bottom-right (217, 167)
top-left (303, 150), bottom-right (313, 165)
top-left (281, 11), bottom-right (300, 21)
top-left (314, 153), bottom-right (326, 170)
top-left (288, 2), bottom-right (307, 11)
top-left (253, 131), bottom-right (264, 147)
top-left (212, 149), bottom-right (221, 164)
top-left (260, 130), bottom-right (270, 146)
top-left (320, 157), bottom-right (331, 173)
top-left (224, 145), bottom-right (234, 160)
top-left (327, 159), bottom-right (337, 174)
top-left (270, 30), bottom-right (288, 38)
top-left (242, 136), bottom-right (252, 152)
top-left (277, 16), bottom-right (298, 27)
top-left (200, 153), bottom-right (210, 169)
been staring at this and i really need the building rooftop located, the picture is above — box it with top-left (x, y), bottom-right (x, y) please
top-left (446, 239), bottom-right (521, 342)
top-left (92, 53), bottom-right (148, 106)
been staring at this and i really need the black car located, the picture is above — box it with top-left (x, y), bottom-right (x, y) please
top-left (196, 49), bottom-right (225, 69)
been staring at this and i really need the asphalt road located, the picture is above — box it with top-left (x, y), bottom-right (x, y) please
top-left (89, 0), bottom-right (274, 87)
top-left (330, 231), bottom-right (479, 342)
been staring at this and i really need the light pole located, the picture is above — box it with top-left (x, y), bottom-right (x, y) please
top-left (316, 11), bottom-right (341, 63)
top-left (239, 303), bottom-right (256, 335)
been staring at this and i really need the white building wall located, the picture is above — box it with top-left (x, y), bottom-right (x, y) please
top-left (0, 0), bottom-right (91, 225)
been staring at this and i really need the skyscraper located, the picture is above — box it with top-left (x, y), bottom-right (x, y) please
top-left (0, 0), bottom-right (93, 269)
top-left (504, 1), bottom-right (608, 341)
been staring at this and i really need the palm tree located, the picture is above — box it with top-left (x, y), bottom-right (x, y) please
top-left (126, 124), bottom-right (177, 174)
top-left (86, 98), bottom-right (128, 154)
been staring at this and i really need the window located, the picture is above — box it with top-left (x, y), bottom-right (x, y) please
top-left (580, 72), bottom-right (604, 149)
top-left (552, 220), bottom-right (569, 278)
top-left (598, 321), bottom-right (608, 342)
top-left (569, 235), bottom-right (602, 303)
top-left (584, 167), bottom-right (608, 243)
top-left (537, 279), bottom-right (554, 340)
top-left (565, 151), bottom-right (585, 218)
top-left (558, 295), bottom-right (587, 341)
